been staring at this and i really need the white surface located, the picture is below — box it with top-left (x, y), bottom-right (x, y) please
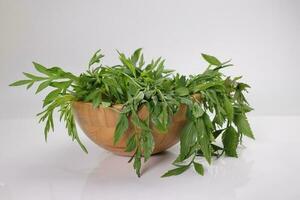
top-left (0, 116), bottom-right (299, 200)
top-left (1, 0), bottom-right (300, 117)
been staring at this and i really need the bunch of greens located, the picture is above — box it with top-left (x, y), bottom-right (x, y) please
top-left (10, 49), bottom-right (254, 177)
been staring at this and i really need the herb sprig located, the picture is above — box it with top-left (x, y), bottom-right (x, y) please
top-left (10, 49), bottom-right (254, 177)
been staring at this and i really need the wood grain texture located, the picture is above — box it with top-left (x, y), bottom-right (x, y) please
top-left (72, 102), bottom-right (188, 156)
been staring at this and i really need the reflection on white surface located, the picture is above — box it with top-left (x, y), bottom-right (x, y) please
top-left (0, 116), bottom-right (300, 200)
top-left (81, 153), bottom-right (253, 200)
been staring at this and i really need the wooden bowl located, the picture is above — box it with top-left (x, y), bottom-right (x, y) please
top-left (72, 102), bottom-right (188, 156)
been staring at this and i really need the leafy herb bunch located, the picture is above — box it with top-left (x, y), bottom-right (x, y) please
top-left (10, 49), bottom-right (254, 177)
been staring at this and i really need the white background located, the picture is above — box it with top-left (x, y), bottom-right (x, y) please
top-left (1, 1), bottom-right (300, 200)
top-left (1, 0), bottom-right (300, 118)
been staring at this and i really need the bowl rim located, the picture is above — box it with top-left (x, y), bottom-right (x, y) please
top-left (72, 101), bottom-right (124, 110)
top-left (72, 93), bottom-right (201, 110)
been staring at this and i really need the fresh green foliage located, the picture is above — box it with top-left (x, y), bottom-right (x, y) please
top-left (10, 48), bottom-right (254, 178)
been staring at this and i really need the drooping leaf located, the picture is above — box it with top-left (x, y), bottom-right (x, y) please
top-left (193, 162), bottom-right (204, 176)
top-left (131, 112), bottom-right (151, 131)
top-left (133, 148), bottom-right (142, 177)
top-left (223, 96), bottom-right (234, 122)
top-left (222, 126), bottom-right (239, 157)
top-left (114, 113), bottom-right (129, 144)
top-left (125, 134), bottom-right (137, 152)
top-left (10, 49), bottom-right (254, 178)
top-left (161, 165), bottom-right (189, 178)
top-left (195, 118), bottom-right (212, 164)
top-left (141, 130), bottom-right (154, 161)
top-left (234, 113), bottom-right (254, 139)
top-left (179, 121), bottom-right (197, 160)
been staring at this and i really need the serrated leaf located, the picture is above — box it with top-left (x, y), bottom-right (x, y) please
top-left (141, 130), bottom-right (154, 161)
top-left (222, 126), bottom-right (239, 157)
top-left (161, 165), bottom-right (189, 178)
top-left (195, 118), bottom-right (212, 164)
top-left (114, 113), bottom-right (129, 144)
top-left (193, 162), bottom-right (204, 176)
top-left (179, 121), bottom-right (197, 160)
top-left (131, 112), bottom-right (151, 131)
top-left (234, 113), bottom-right (254, 139)
top-left (125, 134), bottom-right (137, 152)
top-left (224, 97), bottom-right (234, 122)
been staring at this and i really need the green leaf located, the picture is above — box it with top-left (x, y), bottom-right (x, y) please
top-left (50, 81), bottom-right (72, 90)
top-left (139, 54), bottom-right (145, 68)
top-left (89, 49), bottom-right (104, 67)
top-left (193, 162), bottom-right (204, 176)
top-left (23, 72), bottom-right (46, 81)
top-left (161, 165), bottom-right (189, 178)
top-left (201, 53), bottom-right (222, 66)
top-left (36, 80), bottom-right (51, 93)
top-left (92, 95), bottom-right (101, 108)
top-left (43, 89), bottom-right (61, 107)
top-left (26, 81), bottom-right (35, 89)
top-left (192, 103), bottom-right (204, 118)
top-left (222, 126), bottom-right (239, 157)
top-left (195, 118), bottom-right (212, 164)
top-left (179, 121), bottom-right (197, 160)
top-left (131, 112), bottom-right (151, 131)
top-left (118, 52), bottom-right (136, 77)
top-left (84, 89), bottom-right (100, 102)
top-left (175, 87), bottom-right (189, 96)
top-left (9, 80), bottom-right (32, 86)
top-left (224, 97), bottom-right (234, 122)
top-left (33, 62), bottom-right (52, 76)
top-left (131, 48), bottom-right (142, 66)
top-left (141, 130), bottom-right (154, 161)
top-left (134, 91), bottom-right (144, 103)
top-left (234, 113), bottom-right (254, 139)
top-left (125, 134), bottom-right (137, 152)
top-left (114, 113), bottom-right (129, 144)
top-left (133, 148), bottom-right (142, 177)
top-left (102, 101), bottom-right (111, 107)
top-left (10, 49), bottom-right (254, 178)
